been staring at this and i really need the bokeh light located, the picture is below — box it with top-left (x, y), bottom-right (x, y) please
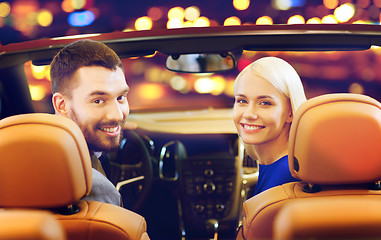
top-left (195, 77), bottom-right (214, 94)
top-left (184, 6), bottom-right (200, 21)
top-left (322, 14), bottom-right (338, 23)
top-left (323, 0), bottom-right (339, 9)
top-left (135, 16), bottom-right (153, 30)
top-left (170, 76), bottom-right (190, 93)
top-left (307, 17), bottom-right (322, 24)
top-left (0, 2), bottom-right (11, 18)
top-left (168, 7), bottom-right (185, 20)
top-left (148, 7), bottom-right (163, 21)
top-left (256, 16), bottom-right (273, 25)
top-left (349, 82), bottom-right (364, 94)
top-left (62, 0), bottom-right (75, 12)
top-left (37, 9), bottom-right (53, 27)
top-left (137, 83), bottom-right (165, 100)
top-left (210, 76), bottom-right (226, 95)
top-left (233, 0), bottom-right (250, 11)
top-left (272, 0), bottom-right (292, 10)
top-left (224, 16), bottom-right (241, 26)
top-left (68, 10), bottom-right (95, 27)
top-left (72, 0), bottom-right (86, 10)
top-left (334, 3), bottom-right (355, 23)
top-left (193, 16), bottom-right (210, 27)
top-left (167, 18), bottom-right (183, 29)
top-left (29, 85), bottom-right (46, 101)
top-left (287, 15), bottom-right (305, 24)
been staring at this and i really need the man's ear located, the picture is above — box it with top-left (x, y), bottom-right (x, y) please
top-left (52, 92), bottom-right (68, 117)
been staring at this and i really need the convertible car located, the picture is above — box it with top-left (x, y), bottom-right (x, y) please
top-left (1, 24), bottom-right (381, 239)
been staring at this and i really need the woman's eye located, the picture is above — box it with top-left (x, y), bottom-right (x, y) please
top-left (259, 101), bottom-right (272, 106)
top-left (236, 98), bottom-right (247, 104)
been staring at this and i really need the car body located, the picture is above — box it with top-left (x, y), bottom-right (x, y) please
top-left (1, 24), bottom-right (381, 239)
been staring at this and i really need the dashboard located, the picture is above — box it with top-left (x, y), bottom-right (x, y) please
top-left (110, 108), bottom-right (258, 239)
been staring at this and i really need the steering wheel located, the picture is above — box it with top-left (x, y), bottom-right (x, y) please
top-left (109, 130), bottom-right (153, 212)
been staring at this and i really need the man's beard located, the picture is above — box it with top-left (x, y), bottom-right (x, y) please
top-left (68, 108), bottom-right (125, 153)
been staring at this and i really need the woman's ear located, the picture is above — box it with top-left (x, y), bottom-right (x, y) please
top-left (52, 92), bottom-right (68, 117)
top-left (286, 110), bottom-right (293, 123)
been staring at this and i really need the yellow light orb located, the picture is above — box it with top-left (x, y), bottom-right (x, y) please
top-left (167, 18), bottom-right (183, 29)
top-left (307, 17), bottom-right (322, 24)
top-left (287, 15), bottom-right (305, 24)
top-left (195, 77), bottom-right (214, 94)
top-left (138, 84), bottom-right (165, 100)
top-left (37, 10), bottom-right (53, 27)
top-left (233, 0), bottom-right (250, 11)
top-left (224, 16), bottom-right (241, 26)
top-left (184, 6), bottom-right (200, 21)
top-left (256, 16), bottom-right (273, 25)
top-left (322, 14), bottom-right (338, 23)
top-left (193, 17), bottom-right (210, 27)
top-left (168, 6), bottom-right (185, 20)
top-left (29, 85), bottom-right (46, 101)
top-left (135, 16), bottom-right (153, 31)
top-left (334, 3), bottom-right (355, 23)
top-left (0, 2), bottom-right (11, 18)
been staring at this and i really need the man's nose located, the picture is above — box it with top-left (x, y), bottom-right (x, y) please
top-left (106, 101), bottom-right (127, 121)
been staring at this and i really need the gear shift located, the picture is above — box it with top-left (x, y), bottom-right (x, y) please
top-left (206, 219), bottom-right (219, 240)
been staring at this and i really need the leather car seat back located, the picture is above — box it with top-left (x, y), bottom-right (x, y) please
top-left (0, 210), bottom-right (66, 240)
top-left (0, 113), bottom-right (92, 208)
top-left (274, 197), bottom-right (381, 240)
top-left (0, 113), bottom-right (150, 240)
top-left (289, 93), bottom-right (381, 185)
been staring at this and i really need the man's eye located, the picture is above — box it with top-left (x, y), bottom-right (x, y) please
top-left (94, 99), bottom-right (104, 104)
top-left (117, 95), bottom-right (127, 101)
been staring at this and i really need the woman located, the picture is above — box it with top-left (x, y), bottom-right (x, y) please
top-left (233, 56), bottom-right (306, 196)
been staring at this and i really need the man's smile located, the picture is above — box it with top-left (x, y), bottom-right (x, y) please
top-left (100, 126), bottom-right (121, 137)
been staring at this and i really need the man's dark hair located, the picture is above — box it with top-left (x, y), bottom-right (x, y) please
top-left (50, 39), bottom-right (124, 96)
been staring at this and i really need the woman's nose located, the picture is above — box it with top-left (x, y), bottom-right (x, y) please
top-left (243, 106), bottom-right (258, 120)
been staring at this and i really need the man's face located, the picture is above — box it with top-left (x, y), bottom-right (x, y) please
top-left (64, 66), bottom-right (129, 152)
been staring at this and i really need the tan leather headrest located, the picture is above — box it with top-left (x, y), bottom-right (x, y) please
top-left (289, 93), bottom-right (381, 185)
top-left (0, 113), bottom-right (92, 208)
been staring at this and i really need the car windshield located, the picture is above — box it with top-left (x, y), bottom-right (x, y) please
top-left (26, 47), bottom-right (381, 113)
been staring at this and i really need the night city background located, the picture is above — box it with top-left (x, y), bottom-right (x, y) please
top-left (1, 0), bottom-right (381, 111)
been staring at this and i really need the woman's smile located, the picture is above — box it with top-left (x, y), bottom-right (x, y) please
top-left (241, 123), bottom-right (265, 133)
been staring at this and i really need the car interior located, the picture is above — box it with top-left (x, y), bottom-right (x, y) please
top-left (1, 24), bottom-right (381, 240)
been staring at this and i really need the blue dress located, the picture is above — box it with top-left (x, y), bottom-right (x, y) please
top-left (253, 155), bottom-right (299, 196)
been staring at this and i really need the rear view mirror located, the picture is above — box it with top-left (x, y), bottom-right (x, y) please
top-left (166, 53), bottom-right (236, 73)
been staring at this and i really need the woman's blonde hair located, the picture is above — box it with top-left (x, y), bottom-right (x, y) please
top-left (233, 56), bottom-right (306, 114)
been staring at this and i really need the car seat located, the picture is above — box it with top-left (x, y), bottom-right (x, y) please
top-left (236, 93), bottom-right (381, 240)
top-left (273, 196), bottom-right (381, 239)
top-left (0, 113), bottom-right (150, 240)
top-left (0, 210), bottom-right (66, 240)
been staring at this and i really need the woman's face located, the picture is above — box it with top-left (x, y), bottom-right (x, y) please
top-left (233, 70), bottom-right (293, 146)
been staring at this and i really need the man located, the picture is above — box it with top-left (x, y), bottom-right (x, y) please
top-left (50, 39), bottom-right (129, 206)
